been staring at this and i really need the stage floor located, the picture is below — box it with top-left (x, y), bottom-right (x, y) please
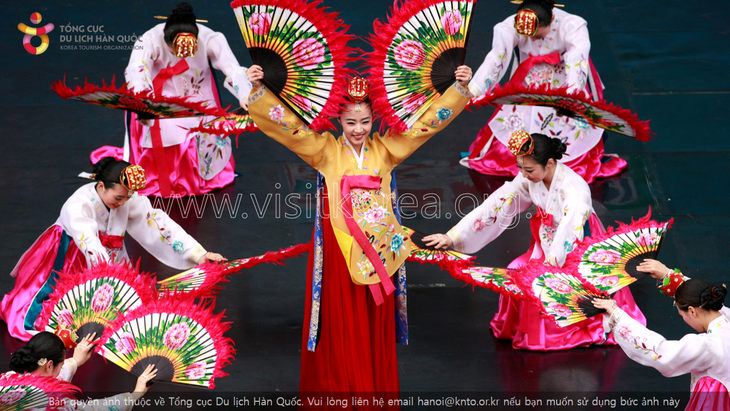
top-left (1, 0), bottom-right (727, 409)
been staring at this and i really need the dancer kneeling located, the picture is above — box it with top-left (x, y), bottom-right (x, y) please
top-left (0, 158), bottom-right (225, 341)
top-left (425, 131), bottom-right (645, 350)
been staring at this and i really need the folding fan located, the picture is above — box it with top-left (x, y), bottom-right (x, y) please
top-left (157, 242), bottom-right (311, 298)
top-left (35, 262), bottom-right (158, 344)
top-left (527, 267), bottom-right (606, 327)
top-left (0, 373), bottom-right (79, 411)
top-left (231, 0), bottom-right (355, 131)
top-left (565, 208), bottom-right (672, 295)
top-left (187, 107), bottom-right (259, 139)
top-left (455, 265), bottom-right (524, 298)
top-left (365, 0), bottom-right (475, 133)
top-left (51, 77), bottom-right (227, 119)
top-left (402, 226), bottom-right (473, 265)
top-left (478, 83), bottom-right (653, 142)
top-left (98, 298), bottom-right (234, 389)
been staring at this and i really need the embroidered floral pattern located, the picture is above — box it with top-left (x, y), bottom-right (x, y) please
top-left (617, 325), bottom-right (662, 360)
top-left (540, 224), bottom-right (556, 247)
top-left (172, 240), bottom-right (185, 254)
top-left (269, 105), bottom-right (285, 123)
top-left (436, 107), bottom-right (453, 122)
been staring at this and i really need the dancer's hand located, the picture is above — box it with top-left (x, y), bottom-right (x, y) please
top-left (592, 298), bottom-right (617, 314)
top-left (247, 65), bottom-right (264, 89)
top-left (72, 332), bottom-right (99, 367)
top-left (637, 258), bottom-right (669, 280)
top-left (240, 96), bottom-right (249, 111)
top-left (455, 65), bottom-right (472, 87)
top-left (132, 365), bottom-right (158, 400)
top-left (423, 233), bottom-right (453, 250)
top-left (198, 251), bottom-right (227, 264)
top-left (138, 118), bottom-right (152, 127)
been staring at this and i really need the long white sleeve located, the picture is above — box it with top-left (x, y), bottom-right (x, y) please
top-left (468, 18), bottom-right (516, 98)
top-left (447, 173), bottom-right (532, 254)
top-left (560, 16), bottom-right (590, 93)
top-left (125, 195), bottom-right (205, 269)
top-left (546, 190), bottom-right (592, 266)
top-left (204, 31), bottom-right (253, 106)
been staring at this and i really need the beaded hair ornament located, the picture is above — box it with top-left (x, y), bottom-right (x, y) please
top-left (173, 32), bottom-right (197, 58)
top-left (508, 130), bottom-right (535, 157)
top-left (346, 77), bottom-right (370, 113)
top-left (120, 165), bottom-right (146, 192)
top-left (514, 9), bottom-right (539, 36)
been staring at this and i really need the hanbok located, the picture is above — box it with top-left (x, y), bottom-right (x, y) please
top-left (248, 82), bottom-right (472, 395)
top-left (461, 9), bottom-right (626, 183)
top-left (92, 24), bottom-right (252, 197)
top-left (0, 183), bottom-right (206, 341)
top-left (447, 163), bottom-right (645, 350)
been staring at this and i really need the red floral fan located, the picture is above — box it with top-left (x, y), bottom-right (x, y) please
top-left (513, 262), bottom-right (607, 327)
top-left (231, 0), bottom-right (355, 131)
top-left (188, 107), bottom-right (260, 139)
top-left (402, 226), bottom-right (474, 273)
top-left (157, 242), bottom-right (311, 298)
top-left (565, 208), bottom-right (672, 295)
top-left (366, 0), bottom-right (476, 133)
top-left (453, 265), bottom-right (524, 298)
top-left (51, 77), bottom-right (228, 119)
top-left (35, 262), bottom-right (158, 345)
top-left (477, 83), bottom-right (653, 141)
top-left (0, 373), bottom-right (79, 411)
top-left (98, 297), bottom-right (234, 389)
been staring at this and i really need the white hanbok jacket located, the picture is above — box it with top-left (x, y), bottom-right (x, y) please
top-left (447, 162), bottom-right (593, 266)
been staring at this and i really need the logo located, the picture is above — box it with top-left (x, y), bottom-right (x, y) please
top-left (18, 12), bottom-right (55, 55)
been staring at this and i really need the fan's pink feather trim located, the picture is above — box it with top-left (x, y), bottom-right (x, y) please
top-left (99, 297), bottom-right (234, 390)
top-left (186, 118), bottom-right (260, 140)
top-left (564, 207), bottom-right (674, 269)
top-left (51, 76), bottom-right (228, 118)
top-left (365, 0), bottom-right (477, 134)
top-left (160, 242), bottom-right (311, 299)
top-left (35, 261), bottom-right (158, 331)
top-left (0, 373), bottom-right (80, 409)
top-left (446, 264), bottom-right (532, 300)
top-left (475, 82), bottom-right (654, 142)
top-left (231, 0), bottom-right (357, 132)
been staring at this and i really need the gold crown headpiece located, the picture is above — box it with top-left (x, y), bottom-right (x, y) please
top-left (55, 327), bottom-right (79, 349)
top-left (120, 165), bottom-right (146, 192)
top-left (347, 77), bottom-right (370, 112)
top-left (514, 9), bottom-right (539, 36)
top-left (508, 130), bottom-right (535, 156)
top-left (173, 32), bottom-right (197, 58)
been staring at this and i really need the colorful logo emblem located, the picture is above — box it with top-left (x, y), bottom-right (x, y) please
top-left (18, 12), bottom-right (55, 55)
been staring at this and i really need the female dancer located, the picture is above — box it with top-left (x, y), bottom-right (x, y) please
top-left (93, 2), bottom-right (253, 198)
top-left (425, 131), bottom-right (644, 350)
top-left (247, 64), bottom-right (473, 396)
top-left (594, 277), bottom-right (729, 410)
top-left (0, 158), bottom-right (225, 341)
top-left (461, 0), bottom-right (625, 183)
top-left (3, 331), bottom-right (157, 410)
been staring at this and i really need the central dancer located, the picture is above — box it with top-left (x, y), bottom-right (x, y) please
top-left (247, 64), bottom-right (473, 398)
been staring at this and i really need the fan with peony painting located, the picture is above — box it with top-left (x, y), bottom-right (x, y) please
top-left (231, 0), bottom-right (354, 132)
top-left (365, 0), bottom-right (476, 133)
top-left (477, 83), bottom-right (653, 142)
top-left (97, 297), bottom-right (234, 389)
top-left (565, 208), bottom-right (672, 295)
top-left (51, 77), bottom-right (227, 120)
top-left (0, 373), bottom-right (78, 411)
top-left (35, 262), bottom-right (158, 348)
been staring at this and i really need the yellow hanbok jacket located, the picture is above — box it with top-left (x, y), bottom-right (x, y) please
top-left (249, 82), bottom-right (472, 296)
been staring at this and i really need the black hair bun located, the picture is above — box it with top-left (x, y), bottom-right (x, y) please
top-left (9, 347), bottom-right (38, 373)
top-left (171, 2), bottom-right (195, 17)
top-left (92, 157), bottom-right (117, 178)
top-left (701, 285), bottom-right (727, 311)
top-left (551, 138), bottom-right (567, 160)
